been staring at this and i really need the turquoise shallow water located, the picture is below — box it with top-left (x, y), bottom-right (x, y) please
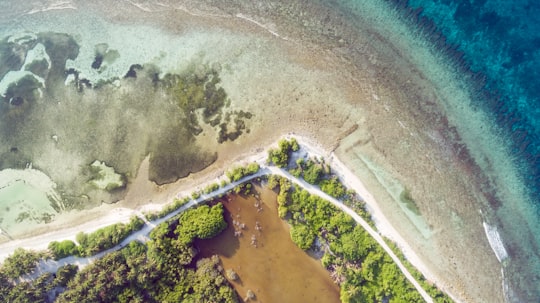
top-left (328, 0), bottom-right (539, 301)
top-left (373, 0), bottom-right (540, 301)
top-left (403, 0), bottom-right (540, 211)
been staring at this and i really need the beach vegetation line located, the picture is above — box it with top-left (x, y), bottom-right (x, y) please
top-left (0, 137), bottom-right (454, 302)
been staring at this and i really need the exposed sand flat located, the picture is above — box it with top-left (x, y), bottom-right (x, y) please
top-left (0, 1), bottom-right (522, 302)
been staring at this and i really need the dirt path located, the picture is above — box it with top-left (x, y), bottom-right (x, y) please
top-left (11, 138), bottom-right (436, 303)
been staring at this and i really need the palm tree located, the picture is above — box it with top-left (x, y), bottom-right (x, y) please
top-left (331, 264), bottom-right (346, 285)
top-left (346, 283), bottom-right (360, 298)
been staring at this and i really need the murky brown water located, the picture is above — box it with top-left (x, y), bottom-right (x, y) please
top-left (195, 185), bottom-right (340, 303)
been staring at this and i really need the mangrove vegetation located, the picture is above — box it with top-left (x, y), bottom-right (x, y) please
top-left (0, 204), bottom-right (236, 303)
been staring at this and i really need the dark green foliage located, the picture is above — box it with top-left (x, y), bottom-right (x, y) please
top-left (48, 240), bottom-right (78, 260)
top-left (331, 226), bottom-right (372, 261)
top-left (0, 271), bottom-right (10, 301)
top-left (320, 177), bottom-right (347, 199)
top-left (267, 138), bottom-right (299, 167)
top-left (281, 185), bottom-right (438, 303)
top-left (293, 156), bottom-right (347, 198)
top-left (185, 256), bottom-right (238, 303)
top-left (175, 204), bottom-right (228, 245)
top-left (76, 216), bottom-right (145, 257)
top-left (385, 241), bottom-right (455, 303)
top-left (0, 202), bottom-right (236, 302)
top-left (290, 224), bottom-right (316, 249)
top-left (0, 248), bottom-right (43, 279)
top-left (232, 182), bottom-right (255, 196)
top-left (293, 158), bottom-right (324, 184)
top-left (55, 202), bottom-right (237, 303)
top-left (267, 141), bottom-right (451, 302)
top-left (4, 276), bottom-right (50, 303)
top-left (57, 251), bottom-right (148, 303)
top-left (303, 161), bottom-right (323, 184)
top-left (192, 191), bottom-right (201, 200)
top-left (203, 182), bottom-right (220, 194)
top-left (54, 264), bottom-right (78, 287)
top-left (288, 150), bottom-right (349, 200)
top-left (272, 176), bottom-right (292, 218)
top-left (226, 162), bottom-right (260, 182)
top-left (267, 174), bottom-right (280, 190)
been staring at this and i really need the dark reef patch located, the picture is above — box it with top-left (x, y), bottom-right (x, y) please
top-left (0, 146), bottom-right (31, 170)
top-left (124, 64), bottom-right (142, 78)
top-left (36, 32), bottom-right (79, 92)
top-left (148, 128), bottom-right (217, 185)
top-left (218, 110), bottom-right (252, 144)
top-left (0, 31), bottom-right (252, 209)
top-left (0, 36), bottom-right (35, 80)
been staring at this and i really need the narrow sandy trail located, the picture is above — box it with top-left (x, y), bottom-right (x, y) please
top-left (267, 166), bottom-right (434, 303)
top-left (19, 163), bottom-right (433, 303)
top-left (25, 169), bottom-right (267, 276)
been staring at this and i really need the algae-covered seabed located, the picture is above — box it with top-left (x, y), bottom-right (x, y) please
top-left (0, 0), bottom-right (534, 302)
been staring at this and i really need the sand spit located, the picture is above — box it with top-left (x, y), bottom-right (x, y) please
top-left (483, 222), bottom-right (509, 263)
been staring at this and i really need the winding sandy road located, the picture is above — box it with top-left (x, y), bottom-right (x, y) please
top-left (3, 140), bottom-right (434, 302)
top-left (268, 166), bottom-right (434, 303)
top-left (20, 168), bottom-right (432, 302)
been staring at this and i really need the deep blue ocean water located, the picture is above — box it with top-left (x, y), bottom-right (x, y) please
top-left (396, 0), bottom-right (540, 204)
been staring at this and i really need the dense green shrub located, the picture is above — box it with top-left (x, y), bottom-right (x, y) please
top-left (145, 197), bottom-right (192, 221)
top-left (54, 264), bottom-right (79, 287)
top-left (320, 177), bottom-right (347, 199)
top-left (290, 224), bottom-right (316, 249)
top-left (76, 216), bottom-right (145, 257)
top-left (203, 182), bottom-right (220, 194)
top-left (282, 185), bottom-right (428, 303)
top-left (6, 202), bottom-right (239, 303)
top-left (48, 240), bottom-right (78, 260)
top-left (175, 204), bottom-right (228, 245)
top-left (192, 191), bottom-right (201, 200)
top-left (226, 163), bottom-right (260, 182)
top-left (267, 138), bottom-right (299, 167)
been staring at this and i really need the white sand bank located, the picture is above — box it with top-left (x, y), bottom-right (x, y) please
top-left (483, 222), bottom-right (509, 263)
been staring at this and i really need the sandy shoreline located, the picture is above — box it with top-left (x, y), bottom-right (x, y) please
top-left (0, 137), bottom-right (439, 302)
top-left (0, 136), bottom-right (499, 303)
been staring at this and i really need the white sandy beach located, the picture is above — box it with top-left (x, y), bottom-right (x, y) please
top-left (0, 136), bottom-right (491, 303)
top-left (1, 137), bottom-right (437, 303)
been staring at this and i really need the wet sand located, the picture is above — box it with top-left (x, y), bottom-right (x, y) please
top-left (0, 1), bottom-right (520, 302)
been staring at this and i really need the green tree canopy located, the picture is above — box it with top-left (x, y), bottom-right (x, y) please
top-left (175, 203), bottom-right (228, 245)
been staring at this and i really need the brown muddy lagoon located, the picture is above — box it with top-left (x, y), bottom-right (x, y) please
top-left (195, 185), bottom-right (340, 303)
